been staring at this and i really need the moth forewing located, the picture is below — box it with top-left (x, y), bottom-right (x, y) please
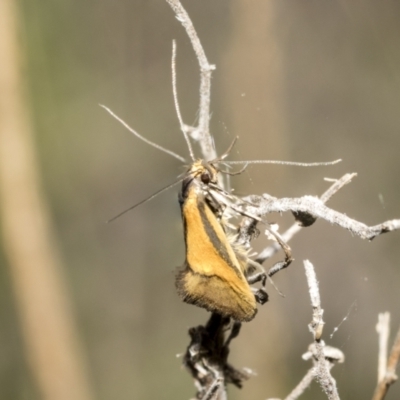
top-left (176, 161), bottom-right (263, 322)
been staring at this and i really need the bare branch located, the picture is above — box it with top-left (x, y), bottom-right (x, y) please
top-left (243, 193), bottom-right (400, 245)
top-left (319, 173), bottom-right (357, 202)
top-left (171, 41), bottom-right (195, 161)
top-left (304, 260), bottom-right (341, 400)
top-left (283, 368), bottom-right (314, 400)
top-left (166, 0), bottom-right (217, 161)
top-left (372, 317), bottom-right (400, 400)
top-left (283, 345), bottom-right (345, 400)
top-left (304, 260), bottom-right (324, 341)
top-left (387, 329), bottom-right (400, 383)
top-left (271, 263), bottom-right (345, 400)
top-left (256, 173), bottom-right (357, 264)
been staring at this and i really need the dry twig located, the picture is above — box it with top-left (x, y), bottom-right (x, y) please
top-left (244, 195), bottom-right (400, 241)
top-left (266, 261), bottom-right (344, 400)
top-left (234, 192), bottom-right (400, 267)
top-left (281, 368), bottom-right (315, 400)
top-left (303, 260), bottom-right (342, 400)
top-left (256, 173), bottom-right (357, 263)
top-left (166, 0), bottom-right (216, 161)
top-left (372, 313), bottom-right (400, 400)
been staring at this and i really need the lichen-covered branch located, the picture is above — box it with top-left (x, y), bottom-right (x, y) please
top-left (304, 260), bottom-right (342, 400)
top-left (267, 262), bottom-right (344, 400)
top-left (249, 195), bottom-right (400, 240)
top-left (283, 368), bottom-right (314, 400)
top-left (255, 173), bottom-right (357, 263)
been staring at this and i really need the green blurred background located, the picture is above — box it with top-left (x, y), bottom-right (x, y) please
top-left (1, 0), bottom-right (400, 399)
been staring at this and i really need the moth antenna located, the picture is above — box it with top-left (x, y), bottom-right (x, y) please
top-left (212, 136), bottom-right (239, 163)
top-left (219, 163), bottom-right (249, 176)
top-left (107, 178), bottom-right (183, 223)
top-left (100, 104), bottom-right (186, 163)
top-left (172, 41), bottom-right (195, 161)
top-left (224, 159), bottom-right (342, 167)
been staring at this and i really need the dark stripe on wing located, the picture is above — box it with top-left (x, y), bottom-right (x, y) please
top-left (197, 199), bottom-right (242, 277)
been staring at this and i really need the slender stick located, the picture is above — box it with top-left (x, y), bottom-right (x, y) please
top-left (171, 41), bottom-right (195, 161)
top-left (304, 260), bottom-right (341, 400)
top-left (250, 195), bottom-right (400, 240)
top-left (283, 368), bottom-right (315, 400)
top-left (165, 0), bottom-right (217, 161)
top-left (372, 318), bottom-right (400, 400)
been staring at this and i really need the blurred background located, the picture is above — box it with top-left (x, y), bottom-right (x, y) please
top-left (1, 0), bottom-right (400, 399)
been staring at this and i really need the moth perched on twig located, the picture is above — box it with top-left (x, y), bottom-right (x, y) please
top-left (176, 158), bottom-right (269, 322)
top-left (102, 104), bottom-right (340, 322)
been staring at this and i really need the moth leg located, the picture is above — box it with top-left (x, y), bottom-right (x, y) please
top-left (224, 321), bottom-right (241, 346)
top-left (247, 257), bottom-right (286, 299)
top-left (246, 272), bottom-right (266, 285)
top-left (243, 258), bottom-right (269, 304)
top-left (245, 258), bottom-right (267, 286)
top-left (251, 287), bottom-right (269, 304)
top-left (263, 224), bottom-right (294, 278)
top-left (210, 195), bottom-right (294, 278)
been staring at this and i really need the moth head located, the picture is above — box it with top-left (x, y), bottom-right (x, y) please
top-left (188, 160), bottom-right (219, 186)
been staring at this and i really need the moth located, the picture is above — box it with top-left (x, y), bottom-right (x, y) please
top-left (102, 108), bottom-right (338, 322)
top-left (175, 159), bottom-right (269, 322)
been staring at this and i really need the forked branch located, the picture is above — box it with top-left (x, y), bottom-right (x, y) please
top-left (256, 173), bottom-right (357, 263)
top-left (266, 261), bottom-right (344, 400)
top-left (251, 196), bottom-right (400, 240)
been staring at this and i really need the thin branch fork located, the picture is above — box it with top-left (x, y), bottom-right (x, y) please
top-left (267, 261), bottom-right (344, 400)
top-left (235, 172), bottom-right (399, 269)
top-left (256, 173), bottom-right (357, 264)
top-left (239, 192), bottom-right (400, 251)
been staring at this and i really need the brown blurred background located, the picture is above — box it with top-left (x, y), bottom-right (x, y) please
top-left (1, 0), bottom-right (400, 399)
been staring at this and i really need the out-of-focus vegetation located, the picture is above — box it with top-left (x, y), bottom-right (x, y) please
top-left (1, 1), bottom-right (400, 399)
